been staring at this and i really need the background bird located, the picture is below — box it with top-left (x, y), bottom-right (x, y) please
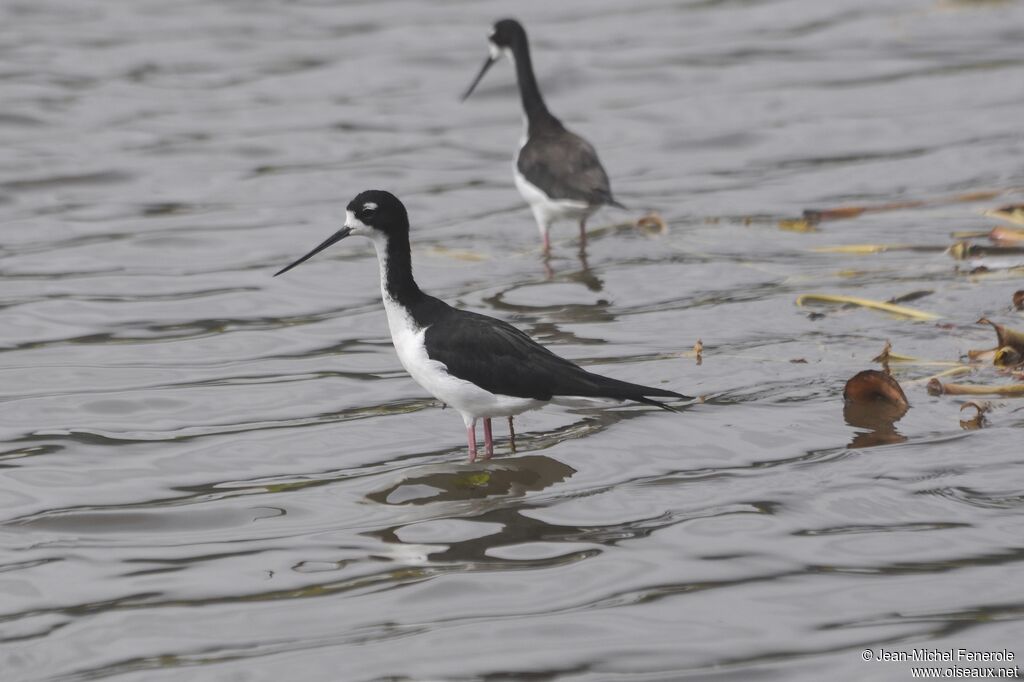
top-left (462, 18), bottom-right (625, 254)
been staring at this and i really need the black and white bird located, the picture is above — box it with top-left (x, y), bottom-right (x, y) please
top-left (462, 18), bottom-right (624, 254)
top-left (275, 190), bottom-right (687, 461)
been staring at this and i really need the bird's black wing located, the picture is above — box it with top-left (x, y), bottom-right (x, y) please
top-left (517, 126), bottom-right (623, 208)
top-left (423, 308), bottom-right (687, 408)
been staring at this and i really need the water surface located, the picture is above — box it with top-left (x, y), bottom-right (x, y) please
top-left (2, 0), bottom-right (1024, 680)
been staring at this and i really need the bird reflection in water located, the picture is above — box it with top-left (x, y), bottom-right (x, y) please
top-left (366, 455), bottom-right (576, 506)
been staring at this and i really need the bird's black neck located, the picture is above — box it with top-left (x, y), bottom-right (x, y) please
top-left (511, 40), bottom-right (560, 134)
top-left (379, 232), bottom-right (423, 308)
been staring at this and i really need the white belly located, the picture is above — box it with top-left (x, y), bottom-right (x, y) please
top-left (383, 296), bottom-right (542, 424)
top-left (513, 163), bottom-right (593, 235)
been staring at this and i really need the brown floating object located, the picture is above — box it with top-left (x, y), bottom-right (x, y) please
top-left (778, 218), bottom-right (818, 232)
top-left (805, 190), bottom-right (1010, 225)
top-left (802, 206), bottom-right (866, 222)
top-left (843, 369), bottom-right (909, 407)
top-left (959, 400), bottom-right (991, 430)
top-left (693, 339), bottom-right (703, 366)
top-left (1014, 290), bottom-right (1024, 311)
top-left (635, 212), bottom-right (667, 235)
top-left (843, 370), bottom-right (909, 443)
top-left (989, 226), bottom-right (1024, 243)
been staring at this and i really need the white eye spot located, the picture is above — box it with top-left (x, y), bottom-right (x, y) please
top-left (344, 210), bottom-right (368, 233)
top-left (363, 202), bottom-right (377, 211)
top-left (488, 42), bottom-right (501, 60)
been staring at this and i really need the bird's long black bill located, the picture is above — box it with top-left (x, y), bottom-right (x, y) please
top-left (461, 55), bottom-right (496, 101)
top-left (274, 226), bottom-right (352, 277)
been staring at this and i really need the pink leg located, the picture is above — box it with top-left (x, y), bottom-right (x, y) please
top-left (466, 419), bottom-right (477, 462)
top-left (483, 418), bottom-right (494, 459)
top-left (542, 229), bottom-right (551, 253)
top-left (507, 416), bottom-right (516, 453)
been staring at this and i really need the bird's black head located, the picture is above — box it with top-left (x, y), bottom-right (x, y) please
top-left (344, 189), bottom-right (408, 240)
top-left (489, 18), bottom-right (527, 50)
top-left (461, 18), bottom-right (528, 101)
top-left (274, 189), bottom-right (408, 277)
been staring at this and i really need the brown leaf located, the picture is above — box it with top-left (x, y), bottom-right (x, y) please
top-left (635, 212), bottom-right (667, 235)
top-left (977, 317), bottom-right (1024, 357)
top-left (843, 369), bottom-right (909, 407)
top-left (1013, 290), bottom-right (1024, 311)
top-left (843, 370), bottom-right (909, 444)
top-left (989, 226), bottom-right (1024, 243)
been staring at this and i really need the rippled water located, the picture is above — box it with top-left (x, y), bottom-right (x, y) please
top-left (2, 0), bottom-right (1024, 680)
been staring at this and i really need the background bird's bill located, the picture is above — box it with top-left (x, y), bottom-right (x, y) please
top-left (274, 226), bottom-right (352, 277)
top-left (461, 55), bottom-right (497, 101)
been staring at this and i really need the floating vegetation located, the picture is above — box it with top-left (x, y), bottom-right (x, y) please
top-left (796, 294), bottom-right (941, 321)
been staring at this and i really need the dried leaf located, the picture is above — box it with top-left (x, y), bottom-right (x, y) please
top-left (989, 226), bottom-right (1024, 243)
top-left (426, 246), bottom-right (489, 262)
top-left (949, 241), bottom-right (1024, 260)
top-left (977, 317), bottom-right (1024, 356)
top-left (844, 369), bottom-right (909, 407)
top-left (984, 204), bottom-right (1024, 226)
top-left (994, 346), bottom-right (1022, 367)
top-left (959, 400), bottom-right (993, 415)
top-left (635, 212), bottom-right (667, 235)
top-left (927, 379), bottom-right (1024, 396)
top-left (795, 294), bottom-right (941, 321)
top-left (803, 189), bottom-right (1011, 225)
top-left (693, 339), bottom-right (703, 366)
top-left (813, 244), bottom-right (899, 255)
top-left (1014, 290), bottom-right (1024, 311)
top-left (802, 207), bottom-right (866, 221)
top-left (778, 219), bottom-right (818, 233)
top-left (915, 365), bottom-right (974, 383)
top-left (843, 370), bottom-right (909, 443)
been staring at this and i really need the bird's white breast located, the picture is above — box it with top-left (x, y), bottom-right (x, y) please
top-left (375, 246), bottom-right (540, 424)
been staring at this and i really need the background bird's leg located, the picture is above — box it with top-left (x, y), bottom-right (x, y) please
top-left (578, 217), bottom-right (587, 250)
top-left (507, 416), bottom-right (517, 453)
top-left (483, 418), bottom-right (494, 459)
top-left (465, 419), bottom-right (478, 462)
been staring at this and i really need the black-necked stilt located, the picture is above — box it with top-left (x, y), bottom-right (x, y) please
top-left (462, 18), bottom-right (624, 254)
top-left (275, 190), bottom-right (688, 461)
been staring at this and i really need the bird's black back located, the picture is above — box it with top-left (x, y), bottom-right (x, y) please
top-left (518, 120), bottom-right (620, 208)
top-left (417, 297), bottom-right (686, 408)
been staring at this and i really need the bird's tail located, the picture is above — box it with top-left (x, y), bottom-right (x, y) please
top-left (555, 371), bottom-right (692, 412)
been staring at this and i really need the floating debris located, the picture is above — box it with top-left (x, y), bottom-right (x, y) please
top-left (959, 400), bottom-right (992, 430)
top-left (778, 218), bottom-right (818, 233)
top-left (1014, 290), bottom-right (1024, 311)
top-left (949, 241), bottom-right (1024, 260)
top-left (969, 318), bottom-right (1024, 364)
top-left (812, 243), bottom-right (922, 255)
top-left (426, 246), bottom-right (490, 262)
top-left (693, 339), bottom-right (703, 366)
top-left (844, 369), bottom-right (909, 407)
top-left (796, 294), bottom-right (941, 321)
top-left (984, 204), bottom-right (1024, 226)
top-left (635, 212), bottom-right (667, 235)
top-left (801, 189), bottom-right (1009, 225)
top-left (928, 379), bottom-right (1024, 396)
top-left (843, 369), bottom-right (909, 447)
